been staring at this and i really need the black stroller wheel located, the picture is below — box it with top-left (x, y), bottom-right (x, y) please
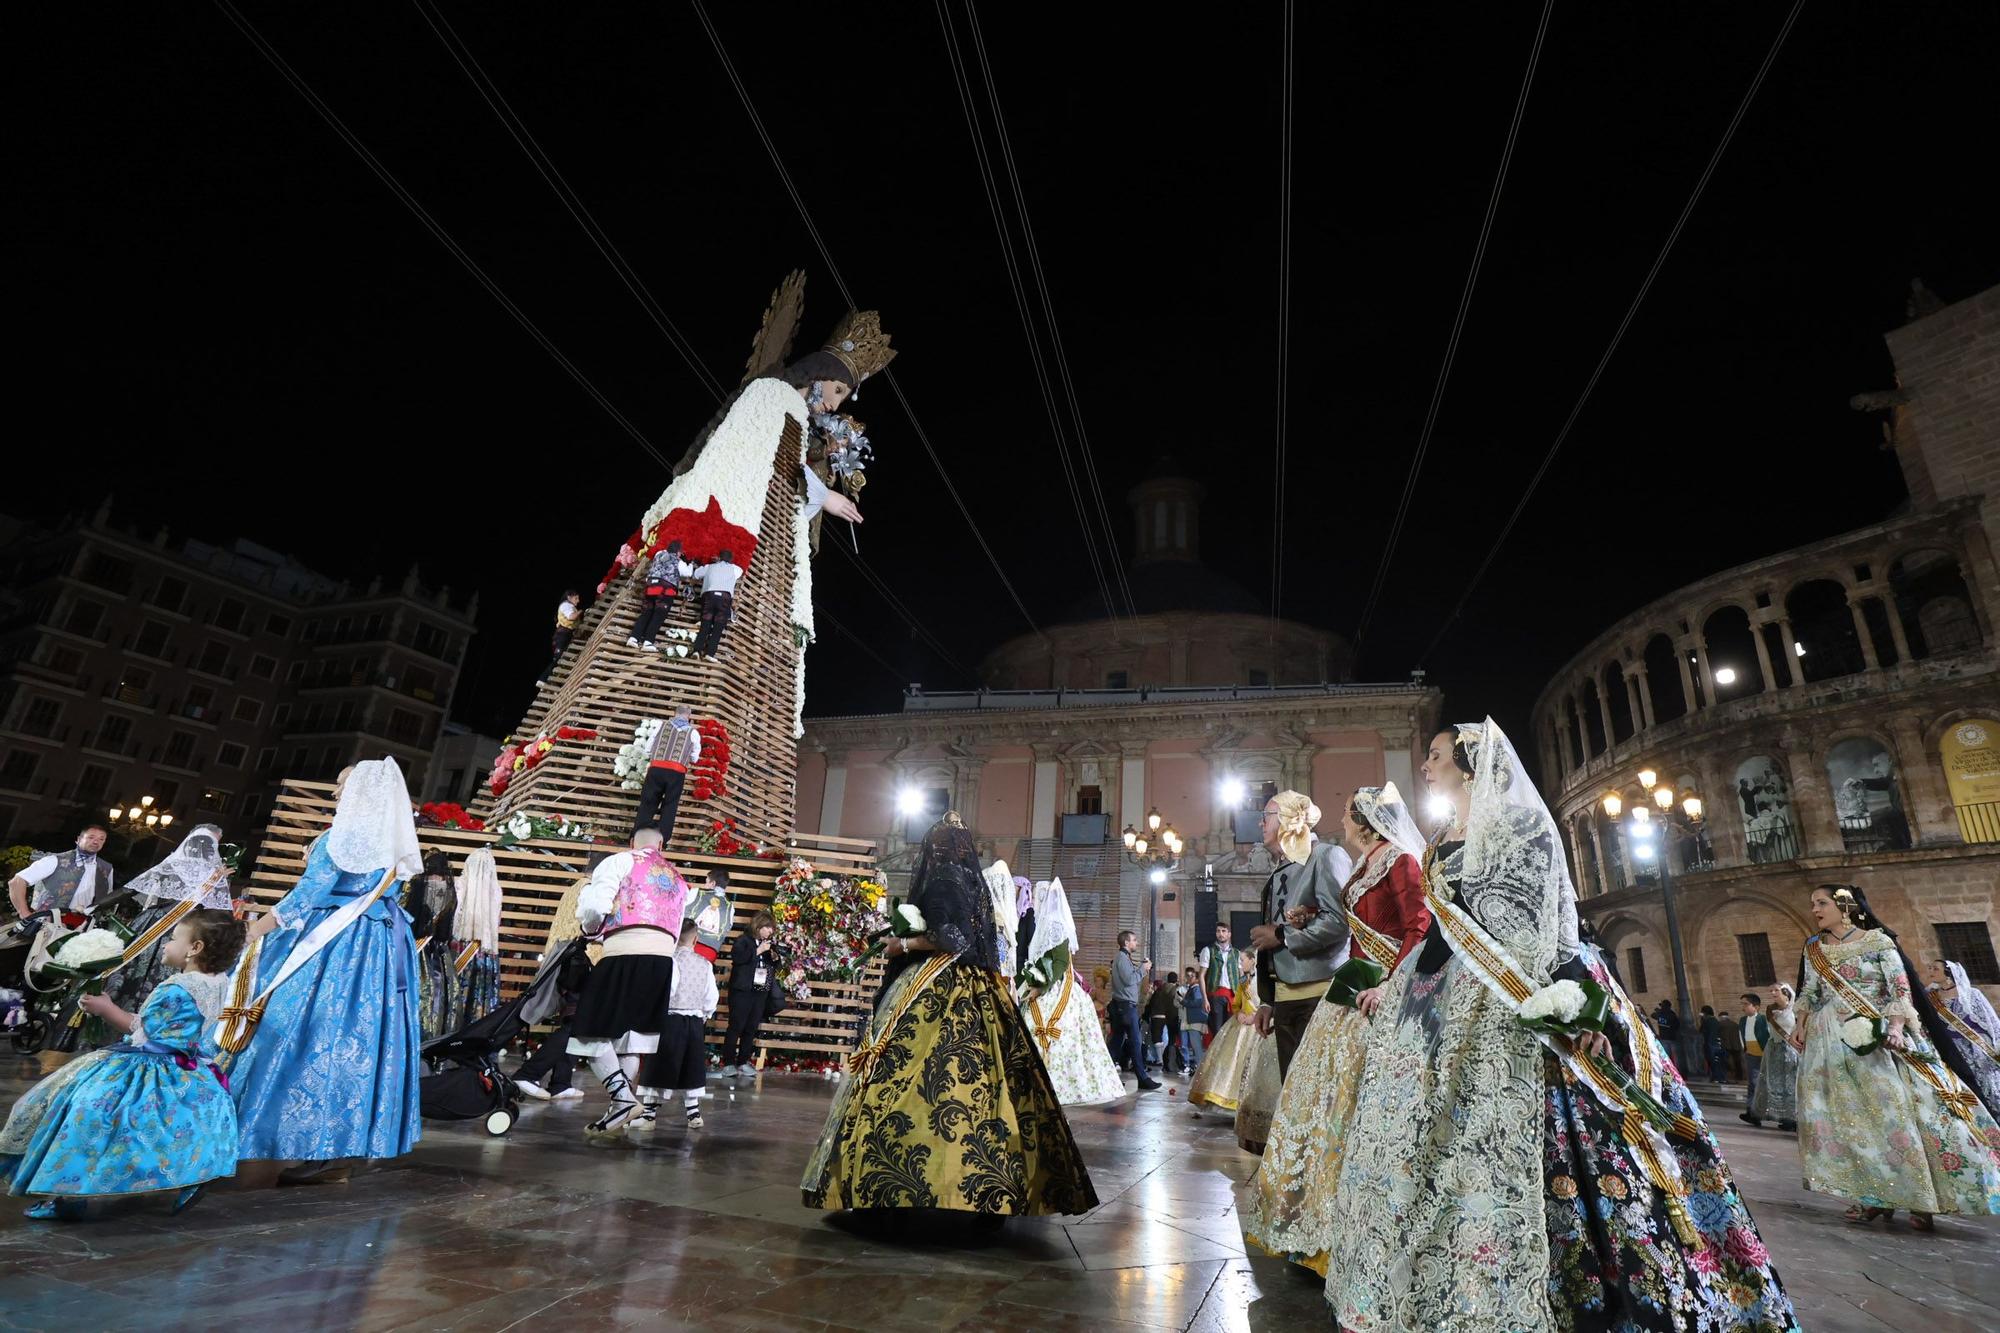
top-left (10, 1014), bottom-right (49, 1053)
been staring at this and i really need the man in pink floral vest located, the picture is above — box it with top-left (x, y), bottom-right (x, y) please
top-left (565, 829), bottom-right (689, 1139)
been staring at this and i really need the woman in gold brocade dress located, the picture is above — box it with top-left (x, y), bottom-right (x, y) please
top-left (802, 815), bottom-right (1096, 1217)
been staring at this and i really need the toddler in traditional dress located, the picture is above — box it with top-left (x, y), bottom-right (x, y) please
top-left (638, 916), bottom-right (720, 1131)
top-left (0, 910), bottom-right (246, 1219)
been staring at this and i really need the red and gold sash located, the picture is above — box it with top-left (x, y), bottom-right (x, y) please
top-left (1805, 938), bottom-right (1983, 1124)
top-left (1935, 999), bottom-right (2000, 1066)
top-left (454, 941), bottom-right (483, 976)
top-left (1028, 967), bottom-right (1074, 1046)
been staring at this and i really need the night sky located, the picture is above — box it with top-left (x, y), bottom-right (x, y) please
top-left (19, 4), bottom-right (1998, 756)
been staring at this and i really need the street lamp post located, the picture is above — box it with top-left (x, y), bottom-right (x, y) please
top-left (1122, 808), bottom-right (1182, 972)
top-left (1603, 769), bottom-right (1705, 1072)
top-left (106, 794), bottom-right (175, 845)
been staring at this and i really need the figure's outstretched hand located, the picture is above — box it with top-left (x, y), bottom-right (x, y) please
top-left (824, 492), bottom-right (863, 524)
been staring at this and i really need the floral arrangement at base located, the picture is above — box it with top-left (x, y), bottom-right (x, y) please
top-left (690, 719), bottom-right (731, 802)
top-left (770, 858), bottom-right (888, 988)
top-left (613, 718), bottom-right (665, 792)
top-left (418, 802), bottom-right (485, 832)
top-left (489, 727), bottom-right (601, 799)
top-left (494, 811), bottom-right (595, 849)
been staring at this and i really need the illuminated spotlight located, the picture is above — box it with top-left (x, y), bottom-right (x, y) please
top-left (1219, 777), bottom-right (1246, 807)
top-left (1633, 843), bottom-right (1657, 860)
top-left (1794, 642), bottom-right (1807, 658)
top-left (1425, 794), bottom-right (1455, 824)
top-left (895, 787), bottom-right (927, 817)
top-left (1714, 666), bottom-right (1737, 685)
top-left (1148, 868), bottom-right (1168, 886)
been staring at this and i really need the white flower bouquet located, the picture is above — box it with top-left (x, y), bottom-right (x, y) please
top-left (1840, 1014), bottom-right (1885, 1056)
top-left (613, 718), bottom-right (665, 791)
top-left (859, 903), bottom-right (927, 967)
top-left (52, 928), bottom-right (127, 969)
top-left (1521, 979), bottom-right (1588, 1024)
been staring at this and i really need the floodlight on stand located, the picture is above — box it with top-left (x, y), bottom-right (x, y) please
top-left (1219, 777), bottom-right (1246, 807)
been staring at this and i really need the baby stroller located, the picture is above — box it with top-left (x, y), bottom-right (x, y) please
top-left (419, 936), bottom-right (591, 1137)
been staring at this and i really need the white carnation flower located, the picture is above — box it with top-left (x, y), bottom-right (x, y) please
top-left (53, 928), bottom-right (126, 968)
top-left (1840, 1015), bottom-right (1882, 1051)
top-left (895, 903), bottom-right (926, 935)
top-left (1521, 979), bottom-right (1586, 1023)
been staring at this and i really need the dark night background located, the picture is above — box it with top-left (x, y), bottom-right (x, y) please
top-left (17, 4), bottom-right (1998, 755)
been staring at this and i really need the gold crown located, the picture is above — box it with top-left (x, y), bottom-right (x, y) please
top-left (823, 310), bottom-right (897, 383)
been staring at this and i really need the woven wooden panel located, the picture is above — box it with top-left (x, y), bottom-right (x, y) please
top-left (243, 781), bottom-right (883, 1060)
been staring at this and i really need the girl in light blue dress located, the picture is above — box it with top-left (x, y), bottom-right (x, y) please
top-left (0, 910), bottom-right (246, 1219)
top-left (222, 758), bottom-right (424, 1166)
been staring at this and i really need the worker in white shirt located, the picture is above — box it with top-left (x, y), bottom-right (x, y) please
top-left (689, 551), bottom-right (744, 660)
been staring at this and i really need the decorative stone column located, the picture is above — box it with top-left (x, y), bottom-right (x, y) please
top-left (1674, 641), bottom-right (1698, 713)
top-left (1787, 750), bottom-right (1846, 856)
top-left (1847, 593), bottom-right (1881, 671)
top-left (1595, 683), bottom-right (1617, 752)
top-left (1588, 814), bottom-right (1612, 892)
top-left (1749, 623), bottom-right (1778, 694)
top-left (1887, 712), bottom-right (1957, 845)
top-left (1623, 668), bottom-right (1646, 736)
top-left (1631, 662), bottom-right (1657, 730)
top-left (1879, 596), bottom-right (1914, 665)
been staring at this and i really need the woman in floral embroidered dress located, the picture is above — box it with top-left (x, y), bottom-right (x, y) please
top-left (1794, 884), bottom-right (2000, 1229)
top-left (1326, 721), bottom-right (1796, 1333)
top-left (801, 814), bottom-right (1095, 1217)
top-left (1241, 783), bottom-right (1428, 1276)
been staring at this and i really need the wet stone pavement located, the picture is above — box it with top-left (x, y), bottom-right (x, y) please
top-left (1, 1057), bottom-right (1996, 1332)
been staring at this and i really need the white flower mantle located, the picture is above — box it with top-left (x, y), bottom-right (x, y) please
top-left (639, 376), bottom-right (817, 737)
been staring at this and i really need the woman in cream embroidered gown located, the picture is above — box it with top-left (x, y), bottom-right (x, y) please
top-left (1746, 984), bottom-right (1799, 1128)
top-left (1017, 877), bottom-right (1126, 1106)
top-left (1242, 783), bottom-right (1428, 1275)
top-left (1188, 952), bottom-right (1263, 1114)
top-left (1795, 884), bottom-right (2000, 1227)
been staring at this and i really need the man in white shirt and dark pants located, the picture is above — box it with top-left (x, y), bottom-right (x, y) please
top-left (689, 551), bottom-right (743, 660)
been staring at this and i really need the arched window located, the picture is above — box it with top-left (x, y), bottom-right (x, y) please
top-left (1603, 662), bottom-right (1635, 743)
top-left (1825, 737), bottom-right (1912, 852)
top-left (1891, 549), bottom-right (1981, 658)
top-left (1702, 606), bottom-right (1764, 699)
top-left (1733, 755), bottom-right (1800, 863)
top-left (1643, 632), bottom-right (1686, 724)
top-left (1786, 580), bottom-right (1866, 682)
top-left (1573, 813), bottom-right (1603, 894)
top-left (1674, 772), bottom-right (1713, 871)
top-left (1579, 678), bottom-right (1606, 756)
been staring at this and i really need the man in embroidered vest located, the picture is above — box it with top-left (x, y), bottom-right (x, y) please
top-left (1195, 924), bottom-right (1243, 1040)
top-left (628, 540), bottom-right (691, 653)
top-left (633, 705), bottom-right (703, 842)
top-left (1247, 792), bottom-right (1352, 1082)
top-left (9, 825), bottom-right (115, 948)
top-left (567, 829), bottom-right (690, 1139)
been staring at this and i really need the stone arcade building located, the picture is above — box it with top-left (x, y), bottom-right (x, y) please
top-left (1533, 284), bottom-right (2000, 1011)
top-left (798, 471), bottom-right (1442, 981)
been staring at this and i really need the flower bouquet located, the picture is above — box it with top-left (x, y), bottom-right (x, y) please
top-left (859, 903), bottom-right (927, 968)
top-left (613, 718), bottom-right (665, 791)
top-left (1321, 956), bottom-right (1388, 1009)
top-left (690, 719), bottom-right (731, 802)
top-left (771, 859), bottom-right (888, 985)
top-left (418, 801), bottom-right (485, 832)
top-left (36, 923), bottom-right (135, 1048)
top-left (494, 811), bottom-right (595, 849)
top-left (1518, 978), bottom-right (1697, 1140)
top-left (696, 817), bottom-right (743, 856)
top-left (1840, 1015), bottom-right (1886, 1056)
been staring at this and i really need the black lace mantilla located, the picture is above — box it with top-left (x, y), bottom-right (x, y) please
top-left (883, 821), bottom-right (1000, 992)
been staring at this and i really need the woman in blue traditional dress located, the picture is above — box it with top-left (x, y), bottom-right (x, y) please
top-left (1, 910), bottom-right (245, 1218)
top-left (220, 757), bottom-right (424, 1167)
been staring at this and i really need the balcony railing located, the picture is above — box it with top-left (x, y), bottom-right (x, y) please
top-left (1957, 802), bottom-right (2000, 845)
top-left (1744, 821), bottom-right (1804, 865)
